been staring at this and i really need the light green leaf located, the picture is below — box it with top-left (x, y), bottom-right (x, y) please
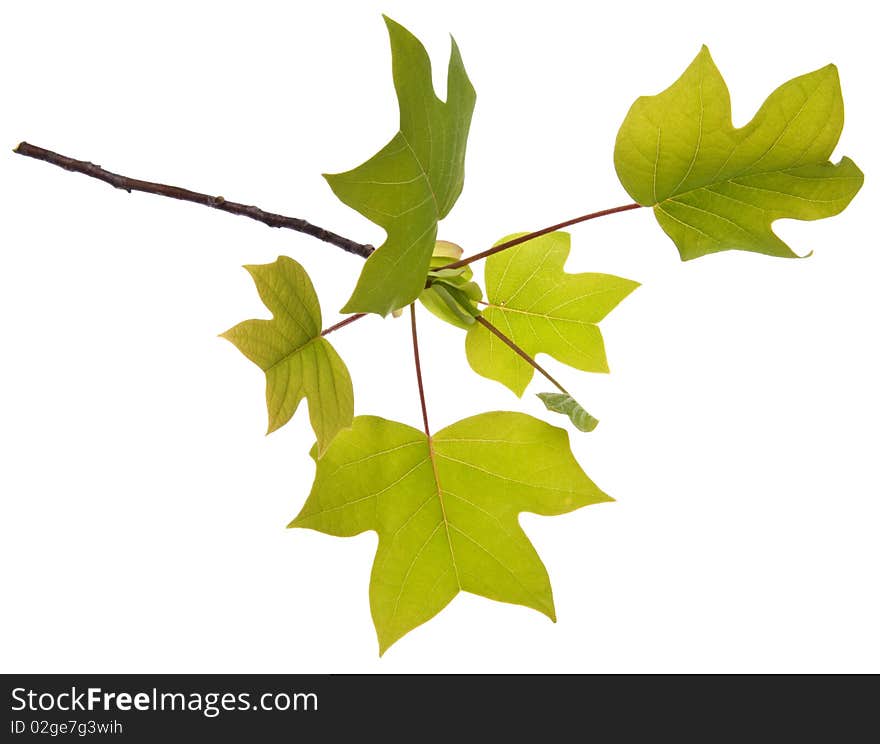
top-left (431, 240), bottom-right (466, 263)
top-left (614, 46), bottom-right (863, 260)
top-left (290, 412), bottom-right (610, 654)
top-left (327, 17), bottom-right (476, 317)
top-left (428, 268), bottom-right (468, 280)
top-left (420, 283), bottom-right (481, 329)
top-left (536, 392), bottom-right (599, 433)
top-left (221, 256), bottom-right (354, 457)
top-left (465, 231), bottom-right (639, 396)
top-left (419, 240), bottom-right (484, 330)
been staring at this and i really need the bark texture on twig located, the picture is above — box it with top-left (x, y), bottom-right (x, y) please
top-left (13, 142), bottom-right (375, 259)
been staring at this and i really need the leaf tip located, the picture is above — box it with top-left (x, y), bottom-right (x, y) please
top-left (241, 262), bottom-right (262, 282)
top-left (377, 628), bottom-right (396, 657)
top-left (448, 33), bottom-right (464, 63)
top-left (288, 491), bottom-right (315, 529)
top-left (690, 44), bottom-right (714, 68)
top-left (382, 14), bottom-right (404, 36)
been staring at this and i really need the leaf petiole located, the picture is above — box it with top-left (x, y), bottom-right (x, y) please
top-left (474, 316), bottom-right (600, 432)
top-left (474, 316), bottom-right (570, 396)
top-left (410, 304), bottom-right (432, 438)
top-left (321, 313), bottom-right (367, 337)
top-left (441, 202), bottom-right (642, 270)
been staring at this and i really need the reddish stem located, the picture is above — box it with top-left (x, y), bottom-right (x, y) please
top-left (442, 202), bottom-right (642, 270)
top-left (475, 316), bottom-right (569, 395)
top-left (321, 313), bottom-right (366, 337)
top-left (409, 304), bottom-right (431, 438)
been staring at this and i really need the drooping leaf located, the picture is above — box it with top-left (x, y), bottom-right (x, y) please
top-left (465, 231), bottom-right (639, 396)
top-left (290, 412), bottom-right (610, 653)
top-left (536, 392), bottom-right (599, 432)
top-left (221, 256), bottom-right (353, 457)
top-left (614, 46), bottom-right (863, 260)
top-left (326, 17), bottom-right (476, 317)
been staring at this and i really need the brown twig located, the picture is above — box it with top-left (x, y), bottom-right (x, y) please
top-left (442, 202), bottom-right (642, 269)
top-left (13, 142), bottom-right (375, 259)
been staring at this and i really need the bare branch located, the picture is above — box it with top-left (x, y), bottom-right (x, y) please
top-left (13, 142), bottom-right (375, 259)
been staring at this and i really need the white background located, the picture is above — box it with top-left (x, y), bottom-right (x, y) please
top-left (1, 0), bottom-right (877, 673)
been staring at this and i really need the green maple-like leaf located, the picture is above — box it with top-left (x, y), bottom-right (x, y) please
top-left (290, 412), bottom-right (609, 653)
top-left (465, 231), bottom-right (639, 396)
top-left (221, 256), bottom-right (353, 457)
top-left (326, 17), bottom-right (476, 317)
top-left (614, 46), bottom-right (864, 260)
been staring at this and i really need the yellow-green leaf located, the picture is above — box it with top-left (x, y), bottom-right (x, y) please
top-left (290, 412), bottom-right (610, 654)
top-left (614, 46), bottom-right (863, 260)
top-left (221, 256), bottom-right (353, 457)
top-left (465, 231), bottom-right (638, 396)
top-left (327, 17), bottom-right (476, 317)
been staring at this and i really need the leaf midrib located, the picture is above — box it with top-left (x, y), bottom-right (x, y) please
top-left (484, 303), bottom-right (600, 326)
top-left (399, 132), bottom-right (440, 220)
top-left (426, 434), bottom-right (461, 590)
top-left (656, 160), bottom-right (837, 209)
top-left (386, 434), bottom-right (460, 633)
